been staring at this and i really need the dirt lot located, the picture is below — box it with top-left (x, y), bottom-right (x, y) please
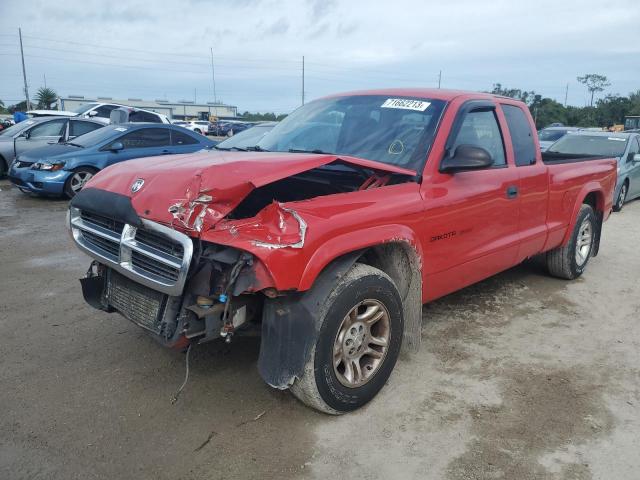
top-left (1, 177), bottom-right (639, 480)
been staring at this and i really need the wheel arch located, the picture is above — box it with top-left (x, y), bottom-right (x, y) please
top-left (563, 186), bottom-right (605, 256)
top-left (258, 237), bottom-right (423, 389)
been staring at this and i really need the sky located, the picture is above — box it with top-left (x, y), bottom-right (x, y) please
top-left (0, 0), bottom-right (639, 114)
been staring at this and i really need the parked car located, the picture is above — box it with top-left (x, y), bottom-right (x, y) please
top-left (28, 102), bottom-right (170, 124)
top-left (212, 120), bottom-right (252, 137)
top-left (0, 116), bottom-right (104, 176)
top-left (546, 131), bottom-right (640, 211)
top-left (67, 88), bottom-right (617, 414)
top-left (214, 122), bottom-right (277, 150)
top-left (8, 123), bottom-right (215, 197)
top-left (172, 120), bottom-right (211, 135)
top-left (537, 126), bottom-right (581, 151)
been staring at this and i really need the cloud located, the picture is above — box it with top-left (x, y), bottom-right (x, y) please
top-left (0, 0), bottom-right (638, 113)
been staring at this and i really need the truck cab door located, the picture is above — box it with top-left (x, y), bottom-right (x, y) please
top-left (14, 118), bottom-right (68, 156)
top-left (422, 101), bottom-right (520, 301)
top-left (499, 103), bottom-right (548, 261)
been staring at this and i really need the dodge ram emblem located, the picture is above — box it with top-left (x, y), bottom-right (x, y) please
top-left (131, 179), bottom-right (145, 193)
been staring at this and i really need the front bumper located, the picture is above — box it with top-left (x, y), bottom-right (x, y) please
top-left (8, 164), bottom-right (70, 195)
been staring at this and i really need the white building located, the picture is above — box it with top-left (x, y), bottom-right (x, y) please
top-left (58, 96), bottom-right (238, 120)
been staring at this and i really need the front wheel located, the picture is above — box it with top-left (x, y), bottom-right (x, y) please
top-left (64, 167), bottom-right (97, 198)
top-left (613, 182), bottom-right (628, 212)
top-left (546, 204), bottom-right (596, 280)
top-left (290, 263), bottom-right (403, 414)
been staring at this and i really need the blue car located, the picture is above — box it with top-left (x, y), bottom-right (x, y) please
top-left (9, 123), bottom-right (216, 197)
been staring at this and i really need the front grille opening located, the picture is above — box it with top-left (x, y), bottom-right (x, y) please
top-left (81, 231), bottom-right (119, 258)
top-left (80, 210), bottom-right (125, 234)
top-left (131, 250), bottom-right (180, 281)
top-left (135, 229), bottom-right (185, 258)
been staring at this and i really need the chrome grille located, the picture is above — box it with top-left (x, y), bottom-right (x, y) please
top-left (69, 207), bottom-right (193, 296)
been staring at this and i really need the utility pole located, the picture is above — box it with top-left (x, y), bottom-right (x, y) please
top-left (18, 28), bottom-right (31, 111)
top-left (302, 56), bottom-right (305, 106)
top-left (564, 83), bottom-right (568, 107)
top-left (43, 73), bottom-right (47, 88)
top-left (438, 70), bottom-right (442, 89)
top-left (210, 47), bottom-right (218, 118)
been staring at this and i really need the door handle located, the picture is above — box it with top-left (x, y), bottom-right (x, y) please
top-left (506, 185), bottom-right (519, 199)
top-left (161, 150), bottom-right (172, 155)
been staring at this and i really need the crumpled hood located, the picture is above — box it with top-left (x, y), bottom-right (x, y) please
top-left (85, 150), bottom-right (416, 233)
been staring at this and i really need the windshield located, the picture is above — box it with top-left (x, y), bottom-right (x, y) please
top-left (256, 95), bottom-right (446, 169)
top-left (0, 120), bottom-right (36, 137)
top-left (548, 135), bottom-right (628, 157)
top-left (539, 129), bottom-right (571, 142)
top-left (625, 117), bottom-right (640, 130)
top-left (67, 125), bottom-right (121, 147)
top-left (217, 124), bottom-right (275, 149)
top-left (69, 103), bottom-right (99, 114)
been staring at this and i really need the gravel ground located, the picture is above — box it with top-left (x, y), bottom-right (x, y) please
top-left (1, 178), bottom-right (639, 480)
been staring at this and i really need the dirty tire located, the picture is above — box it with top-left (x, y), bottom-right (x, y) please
top-left (546, 204), bottom-right (596, 280)
top-left (290, 263), bottom-right (403, 414)
top-left (613, 181), bottom-right (628, 212)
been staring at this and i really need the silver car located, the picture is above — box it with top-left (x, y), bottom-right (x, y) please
top-left (546, 131), bottom-right (640, 211)
top-left (538, 126), bottom-right (581, 151)
top-left (0, 116), bottom-right (104, 176)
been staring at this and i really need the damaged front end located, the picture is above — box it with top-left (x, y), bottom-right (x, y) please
top-left (68, 152), bottom-right (417, 385)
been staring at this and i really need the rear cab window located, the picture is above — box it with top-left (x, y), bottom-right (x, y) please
top-left (501, 104), bottom-right (537, 166)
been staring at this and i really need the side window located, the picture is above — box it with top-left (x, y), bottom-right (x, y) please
top-left (451, 110), bottom-right (506, 166)
top-left (171, 130), bottom-right (199, 146)
top-left (93, 105), bottom-right (119, 119)
top-left (627, 137), bottom-right (640, 162)
top-left (129, 111), bottom-right (161, 123)
top-left (502, 104), bottom-right (537, 166)
top-left (118, 128), bottom-right (171, 149)
top-left (27, 119), bottom-right (67, 138)
top-left (70, 121), bottom-right (102, 138)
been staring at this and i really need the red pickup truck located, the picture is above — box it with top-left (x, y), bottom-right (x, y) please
top-left (68, 89), bottom-right (616, 414)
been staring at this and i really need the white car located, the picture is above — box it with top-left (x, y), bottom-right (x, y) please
top-left (171, 120), bottom-right (211, 135)
top-left (28, 102), bottom-right (170, 125)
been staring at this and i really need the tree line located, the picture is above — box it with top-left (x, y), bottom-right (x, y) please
top-left (491, 74), bottom-right (640, 130)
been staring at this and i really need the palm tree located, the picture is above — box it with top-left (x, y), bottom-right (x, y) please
top-left (35, 87), bottom-right (58, 110)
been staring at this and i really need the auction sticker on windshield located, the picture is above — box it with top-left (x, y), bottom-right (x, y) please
top-left (381, 98), bottom-right (430, 111)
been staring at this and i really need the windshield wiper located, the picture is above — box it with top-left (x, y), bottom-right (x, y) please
top-left (246, 145), bottom-right (269, 152)
top-left (213, 146), bottom-right (247, 151)
top-left (288, 148), bottom-right (332, 154)
top-left (64, 142), bottom-right (84, 148)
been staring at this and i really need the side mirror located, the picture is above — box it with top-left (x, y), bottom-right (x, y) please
top-left (88, 110), bottom-right (99, 117)
top-left (440, 145), bottom-right (494, 173)
top-left (20, 130), bottom-right (31, 139)
top-left (109, 141), bottom-right (124, 152)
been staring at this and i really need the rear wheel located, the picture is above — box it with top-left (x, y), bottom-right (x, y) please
top-left (64, 167), bottom-right (97, 198)
top-left (194, 128), bottom-right (202, 135)
top-left (613, 181), bottom-right (628, 212)
top-left (0, 156), bottom-right (7, 177)
top-left (546, 204), bottom-right (596, 280)
top-left (290, 263), bottom-right (403, 414)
